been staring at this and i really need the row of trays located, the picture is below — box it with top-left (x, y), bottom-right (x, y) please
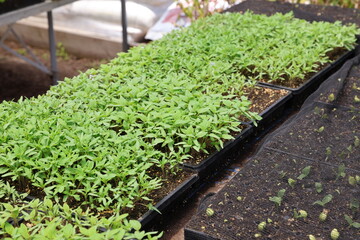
top-left (137, 48), bottom-right (357, 231)
top-left (5, 48), bottom-right (356, 234)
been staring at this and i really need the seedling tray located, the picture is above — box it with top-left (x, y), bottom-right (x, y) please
top-left (185, 229), bottom-right (218, 240)
top-left (185, 148), bottom-right (360, 240)
top-left (247, 85), bottom-right (292, 137)
top-left (181, 125), bottom-right (253, 175)
top-left (258, 49), bottom-right (356, 107)
top-left (6, 173), bottom-right (199, 236)
top-left (139, 174), bottom-right (199, 231)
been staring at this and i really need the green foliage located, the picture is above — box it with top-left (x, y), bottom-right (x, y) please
top-left (0, 181), bottom-right (161, 239)
top-left (348, 175), bottom-right (359, 186)
top-left (287, 178), bottom-right (297, 188)
top-left (313, 194), bottom-right (333, 207)
top-left (314, 126), bottom-right (325, 133)
top-left (0, 11), bottom-right (358, 237)
top-left (269, 189), bottom-right (286, 207)
top-left (315, 182), bottom-right (323, 193)
top-left (158, 11), bottom-right (358, 84)
top-left (293, 209), bottom-right (307, 219)
top-left (335, 164), bottom-right (346, 180)
top-left (319, 209), bottom-right (328, 222)
top-left (344, 214), bottom-right (360, 229)
top-left (330, 228), bottom-right (340, 240)
top-left (257, 221), bottom-right (266, 231)
top-left (297, 166), bottom-right (311, 180)
top-left (349, 198), bottom-right (359, 211)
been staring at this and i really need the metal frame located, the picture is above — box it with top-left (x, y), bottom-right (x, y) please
top-left (0, 0), bottom-right (78, 85)
top-left (121, 0), bottom-right (129, 52)
top-left (0, 0), bottom-right (129, 84)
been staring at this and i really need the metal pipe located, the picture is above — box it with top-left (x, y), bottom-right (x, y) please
top-left (47, 11), bottom-right (58, 85)
top-left (121, 0), bottom-right (129, 52)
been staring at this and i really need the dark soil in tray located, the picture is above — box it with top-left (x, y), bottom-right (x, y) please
top-left (225, 0), bottom-right (360, 27)
top-left (317, 64), bottom-right (360, 110)
top-left (185, 27), bottom-right (360, 239)
top-left (4, 165), bottom-right (194, 221)
top-left (123, 169), bottom-right (194, 220)
top-left (186, 149), bottom-right (360, 240)
top-left (225, 0), bottom-right (360, 89)
top-left (255, 47), bottom-right (348, 89)
top-left (265, 103), bottom-right (360, 171)
top-left (181, 86), bottom-right (288, 167)
top-left (245, 86), bottom-right (289, 116)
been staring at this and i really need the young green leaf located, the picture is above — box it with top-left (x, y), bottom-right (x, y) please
top-left (269, 189), bottom-right (286, 207)
top-left (313, 194), bottom-right (333, 207)
top-left (344, 215), bottom-right (360, 228)
top-left (298, 166), bottom-right (311, 180)
top-left (315, 182), bottom-right (323, 193)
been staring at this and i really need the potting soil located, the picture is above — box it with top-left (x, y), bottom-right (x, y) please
top-left (184, 46), bottom-right (360, 240)
top-left (225, 0), bottom-right (360, 26)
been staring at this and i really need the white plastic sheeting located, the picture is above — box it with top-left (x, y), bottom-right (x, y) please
top-left (0, 0), bottom-right (173, 58)
top-left (37, 0), bottom-right (174, 42)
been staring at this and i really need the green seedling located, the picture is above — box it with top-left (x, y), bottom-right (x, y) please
top-left (236, 196), bottom-right (243, 201)
top-left (335, 164), bottom-right (346, 180)
top-left (319, 209), bottom-right (329, 222)
top-left (294, 209), bottom-right (308, 219)
top-left (353, 83), bottom-right (360, 90)
top-left (0, 11), bottom-right (358, 238)
top-left (298, 166), bottom-right (311, 180)
top-left (206, 208), bottom-right (215, 217)
top-left (308, 235), bottom-right (317, 240)
top-left (254, 233), bottom-right (262, 238)
top-left (269, 189), bottom-right (286, 207)
top-left (288, 178), bottom-right (297, 188)
top-left (313, 194), bottom-right (333, 207)
top-left (348, 176), bottom-right (358, 186)
top-left (354, 95), bottom-right (360, 103)
top-left (330, 228), bottom-right (340, 240)
top-left (314, 126), bottom-right (325, 133)
top-left (0, 183), bottom-right (161, 239)
top-left (325, 147), bottom-right (332, 161)
top-left (315, 182), bottom-right (323, 193)
top-left (328, 93), bottom-right (335, 102)
top-left (349, 198), bottom-right (359, 211)
top-left (344, 215), bottom-right (360, 228)
top-left (257, 221), bottom-right (266, 231)
top-left (279, 170), bottom-right (287, 179)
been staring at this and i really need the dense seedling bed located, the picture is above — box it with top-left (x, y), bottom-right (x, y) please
top-left (0, 11), bottom-right (358, 238)
top-left (152, 11), bottom-right (358, 87)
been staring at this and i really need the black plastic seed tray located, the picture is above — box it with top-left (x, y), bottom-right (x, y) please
top-left (185, 229), bottom-right (219, 240)
top-left (139, 174), bottom-right (199, 231)
top-left (258, 49), bottom-right (356, 107)
top-left (247, 85), bottom-right (293, 137)
top-left (181, 125), bottom-right (254, 175)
